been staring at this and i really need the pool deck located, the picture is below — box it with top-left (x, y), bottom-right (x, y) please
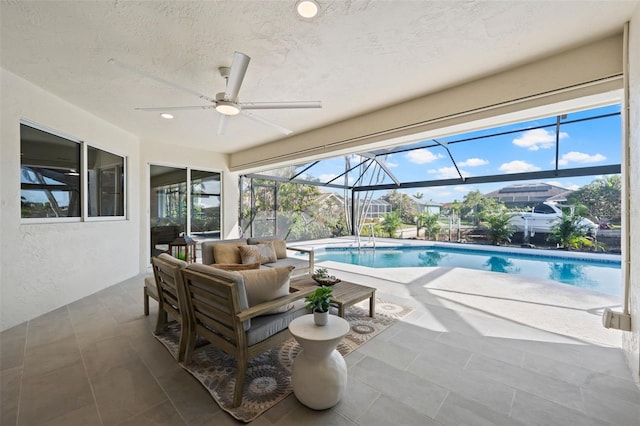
top-left (290, 237), bottom-right (624, 347)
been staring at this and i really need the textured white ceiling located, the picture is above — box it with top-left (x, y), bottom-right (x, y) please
top-left (1, 1), bottom-right (638, 154)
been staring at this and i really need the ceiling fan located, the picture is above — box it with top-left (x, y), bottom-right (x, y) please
top-left (108, 51), bottom-right (322, 135)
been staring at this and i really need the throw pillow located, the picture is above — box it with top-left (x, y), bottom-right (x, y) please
top-left (211, 263), bottom-right (260, 271)
top-left (237, 266), bottom-right (295, 314)
top-left (212, 242), bottom-right (247, 264)
top-left (238, 243), bottom-right (277, 265)
top-left (257, 239), bottom-right (287, 259)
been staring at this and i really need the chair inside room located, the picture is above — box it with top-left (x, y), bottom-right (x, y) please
top-left (151, 253), bottom-right (189, 361)
top-left (180, 264), bottom-right (315, 407)
top-left (150, 225), bottom-right (181, 257)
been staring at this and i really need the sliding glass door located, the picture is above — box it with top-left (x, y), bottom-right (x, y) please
top-left (190, 170), bottom-right (221, 239)
top-left (149, 165), bottom-right (221, 259)
top-left (150, 165), bottom-right (187, 257)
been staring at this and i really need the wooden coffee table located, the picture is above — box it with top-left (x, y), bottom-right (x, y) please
top-left (291, 277), bottom-right (376, 318)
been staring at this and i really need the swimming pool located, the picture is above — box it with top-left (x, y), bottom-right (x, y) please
top-left (315, 245), bottom-right (622, 296)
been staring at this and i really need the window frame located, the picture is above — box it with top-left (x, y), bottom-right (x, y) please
top-left (148, 162), bottom-right (224, 241)
top-left (20, 119), bottom-right (127, 224)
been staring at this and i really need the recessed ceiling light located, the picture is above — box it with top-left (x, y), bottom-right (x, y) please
top-left (296, 0), bottom-right (320, 19)
top-left (160, 113), bottom-right (174, 119)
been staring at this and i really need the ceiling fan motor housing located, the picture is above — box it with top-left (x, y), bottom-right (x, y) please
top-left (218, 66), bottom-right (231, 79)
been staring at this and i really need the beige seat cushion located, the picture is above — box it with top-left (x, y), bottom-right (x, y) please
top-left (238, 243), bottom-right (277, 265)
top-left (237, 265), bottom-right (295, 314)
top-left (212, 242), bottom-right (247, 264)
top-left (246, 300), bottom-right (308, 346)
top-left (211, 263), bottom-right (260, 271)
top-left (256, 239), bottom-right (287, 259)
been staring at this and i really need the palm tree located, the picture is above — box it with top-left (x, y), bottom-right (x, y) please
top-left (547, 214), bottom-right (602, 250)
top-left (485, 212), bottom-right (515, 245)
top-left (417, 212), bottom-right (442, 241)
top-left (380, 211), bottom-right (402, 238)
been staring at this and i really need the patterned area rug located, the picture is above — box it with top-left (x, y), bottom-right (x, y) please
top-left (154, 298), bottom-right (412, 423)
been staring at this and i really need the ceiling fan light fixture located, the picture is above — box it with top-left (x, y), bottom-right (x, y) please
top-left (160, 113), bottom-right (174, 119)
top-left (295, 0), bottom-right (320, 19)
top-left (215, 101), bottom-right (241, 116)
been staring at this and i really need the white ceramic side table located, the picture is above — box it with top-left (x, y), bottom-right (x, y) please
top-left (288, 314), bottom-right (350, 410)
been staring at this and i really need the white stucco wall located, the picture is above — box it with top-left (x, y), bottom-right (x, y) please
top-left (0, 69), bottom-right (141, 331)
top-left (0, 69), bottom-right (243, 331)
top-left (623, 5), bottom-right (640, 383)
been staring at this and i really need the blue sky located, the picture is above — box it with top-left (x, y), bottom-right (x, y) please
top-left (304, 104), bottom-right (621, 203)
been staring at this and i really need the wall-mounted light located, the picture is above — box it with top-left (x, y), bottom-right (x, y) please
top-left (160, 113), bottom-right (174, 119)
top-left (295, 0), bottom-right (320, 19)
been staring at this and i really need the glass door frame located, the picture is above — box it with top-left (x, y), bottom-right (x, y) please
top-left (148, 163), bottom-right (223, 261)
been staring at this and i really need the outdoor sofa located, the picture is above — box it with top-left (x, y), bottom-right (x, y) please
top-left (144, 236), bottom-right (314, 315)
top-left (200, 236), bottom-right (314, 277)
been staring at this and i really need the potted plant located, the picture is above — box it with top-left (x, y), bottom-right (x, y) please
top-left (304, 285), bottom-right (334, 326)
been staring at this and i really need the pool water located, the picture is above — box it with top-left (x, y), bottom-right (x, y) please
top-left (315, 246), bottom-right (622, 296)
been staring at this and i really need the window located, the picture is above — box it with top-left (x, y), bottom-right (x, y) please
top-left (87, 146), bottom-right (125, 217)
top-left (20, 121), bottom-right (126, 220)
top-left (533, 203), bottom-right (556, 214)
top-left (20, 123), bottom-right (81, 218)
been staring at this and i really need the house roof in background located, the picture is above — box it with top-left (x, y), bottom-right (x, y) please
top-left (485, 183), bottom-right (572, 204)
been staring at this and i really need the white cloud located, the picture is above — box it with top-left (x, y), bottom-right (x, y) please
top-left (406, 149), bottom-right (442, 164)
top-left (556, 151), bottom-right (606, 166)
top-left (427, 166), bottom-right (470, 179)
top-left (425, 187), bottom-right (452, 196)
top-left (459, 158), bottom-right (488, 167)
top-left (454, 186), bottom-right (468, 192)
top-left (498, 160), bottom-right (541, 174)
top-left (384, 161), bottom-right (399, 168)
top-left (318, 173), bottom-right (337, 182)
top-left (513, 128), bottom-right (568, 151)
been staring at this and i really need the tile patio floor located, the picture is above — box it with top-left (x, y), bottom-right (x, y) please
top-left (2, 241), bottom-right (639, 425)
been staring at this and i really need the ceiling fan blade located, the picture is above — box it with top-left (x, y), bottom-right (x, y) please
top-left (108, 58), bottom-right (216, 103)
top-left (239, 101), bottom-right (322, 110)
top-left (135, 105), bottom-right (215, 112)
top-left (240, 111), bottom-right (292, 135)
top-left (217, 114), bottom-right (229, 135)
top-left (224, 51), bottom-right (250, 102)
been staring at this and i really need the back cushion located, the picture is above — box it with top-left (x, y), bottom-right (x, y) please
top-left (212, 241), bottom-right (247, 264)
top-left (211, 263), bottom-right (260, 271)
top-left (184, 263), bottom-right (251, 330)
top-left (256, 239), bottom-right (287, 259)
top-left (238, 243), bottom-right (277, 265)
top-left (237, 266), bottom-right (295, 314)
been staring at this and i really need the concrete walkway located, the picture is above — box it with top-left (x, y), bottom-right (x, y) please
top-left (292, 236), bottom-right (624, 346)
